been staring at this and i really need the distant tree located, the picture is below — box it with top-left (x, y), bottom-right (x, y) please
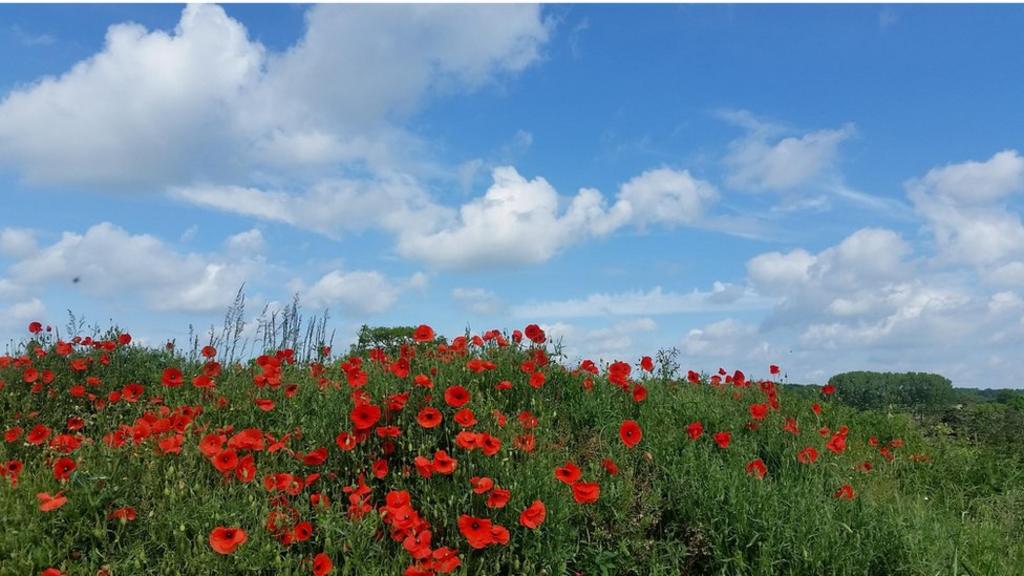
top-left (829, 371), bottom-right (953, 417)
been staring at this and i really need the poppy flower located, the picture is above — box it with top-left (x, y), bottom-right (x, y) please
top-left (413, 324), bottom-right (435, 343)
top-left (519, 499), bottom-right (546, 529)
top-left (52, 457), bottom-right (76, 482)
top-left (212, 448), bottom-right (239, 473)
top-left (713, 431), bottom-right (732, 449)
top-left (572, 482), bottom-right (600, 504)
top-left (201, 345), bottom-right (217, 358)
top-left (454, 408), bottom-right (477, 427)
top-left (523, 324), bottom-right (546, 344)
top-left (161, 367), bottom-right (183, 388)
top-left (444, 386), bottom-right (470, 408)
top-left (797, 447), bottom-right (819, 464)
top-left (528, 372), bottom-right (546, 389)
top-left (811, 403), bottom-right (822, 415)
top-left (27, 424), bottom-right (52, 445)
top-left (470, 476), bottom-right (494, 494)
top-left (254, 398), bottom-right (275, 412)
top-left (351, 403), bottom-right (382, 431)
top-left (602, 458), bottom-right (619, 476)
top-left (640, 356), bottom-right (654, 372)
top-left (834, 484), bottom-right (856, 500)
top-left (40, 570), bottom-right (62, 576)
top-left (416, 407), bottom-right (442, 429)
top-left (619, 420), bottom-right (642, 448)
top-left (28, 321), bottom-right (43, 334)
top-left (745, 459), bottom-right (767, 479)
top-left (108, 506), bottom-right (137, 521)
top-left (432, 450), bottom-right (457, 475)
top-left (826, 431), bottom-right (848, 454)
top-left (749, 403), bottom-right (769, 421)
top-left (209, 526), bottom-right (248, 555)
top-left (458, 515), bottom-right (495, 549)
top-left (37, 491), bottom-right (68, 512)
top-left (486, 487), bottom-right (510, 509)
top-left (686, 421), bottom-right (704, 441)
top-left (769, 364), bottom-right (780, 375)
top-left (555, 462), bottom-right (582, 485)
top-left (312, 552), bottom-right (333, 576)
top-left (822, 384), bottom-right (836, 395)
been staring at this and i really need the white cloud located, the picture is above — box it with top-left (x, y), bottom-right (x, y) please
top-left (224, 228), bottom-right (265, 255)
top-left (0, 298), bottom-right (46, 333)
top-left (722, 111), bottom-right (855, 192)
top-left (3, 222), bottom-right (256, 313)
top-left (541, 317), bottom-right (658, 362)
top-left (0, 4), bottom-right (263, 188)
top-left (681, 318), bottom-right (761, 358)
top-left (0, 4), bottom-right (551, 188)
top-left (513, 282), bottom-right (770, 319)
top-left (616, 168), bottom-right (718, 228)
top-left (452, 288), bottom-right (505, 315)
top-left (907, 150), bottom-right (1024, 267)
top-left (394, 166), bottom-right (720, 269)
top-left (297, 270), bottom-right (399, 316)
top-left (0, 228), bottom-right (38, 259)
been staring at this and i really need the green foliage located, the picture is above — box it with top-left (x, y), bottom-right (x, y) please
top-left (829, 371), bottom-right (954, 416)
top-left (0, 332), bottom-right (1022, 575)
top-left (349, 325), bottom-right (420, 356)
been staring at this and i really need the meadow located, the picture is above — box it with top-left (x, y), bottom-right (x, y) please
top-left (1, 320), bottom-right (1022, 576)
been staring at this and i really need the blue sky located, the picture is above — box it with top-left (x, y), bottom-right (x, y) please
top-left (1, 4), bottom-right (1023, 387)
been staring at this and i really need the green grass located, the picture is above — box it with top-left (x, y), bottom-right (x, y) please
top-left (1, 330), bottom-right (1022, 575)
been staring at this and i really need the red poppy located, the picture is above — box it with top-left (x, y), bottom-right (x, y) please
top-left (209, 526), bottom-right (248, 555)
top-left (769, 364), bottom-right (780, 375)
top-left (413, 324), bottom-right (435, 343)
top-left (554, 462), bottom-right (582, 485)
top-left (351, 403), bottom-right (382, 431)
top-left (454, 408), bottom-right (477, 427)
top-left (619, 420), bottom-right (642, 448)
top-left (444, 385), bottom-right (470, 408)
top-left (458, 515), bottom-right (495, 549)
top-left (822, 384), bottom-right (836, 395)
top-left (254, 398), bottom-right (275, 412)
top-left (161, 367), bottom-right (183, 387)
top-left (432, 450), bottom-right (457, 475)
top-left (602, 458), bottom-right (619, 476)
top-left (686, 421), bottom-right (704, 441)
top-left (782, 417), bottom-right (799, 435)
top-left (745, 459), bottom-right (767, 479)
top-left (519, 499), bottom-right (546, 529)
top-left (201, 345), bottom-right (217, 358)
top-left (417, 407), bottom-right (442, 429)
top-left (212, 448), bottom-right (239, 474)
top-left (523, 324), bottom-right (546, 344)
top-left (108, 506), bottom-right (137, 521)
top-left (529, 372), bottom-right (546, 389)
top-left (312, 552), bottom-right (333, 576)
top-left (26, 424), bottom-right (52, 445)
top-left (712, 431), bottom-right (731, 449)
top-left (37, 491), bottom-right (68, 512)
top-left (486, 487), bottom-right (510, 509)
top-left (749, 403), bottom-right (769, 420)
top-left (40, 570), bottom-right (63, 576)
top-left (571, 482), bottom-right (600, 504)
top-left (640, 356), bottom-right (654, 372)
top-left (797, 447), bottom-right (819, 464)
top-left (811, 403), bottom-right (822, 415)
top-left (826, 431), bottom-right (848, 454)
top-left (470, 476), bottom-right (494, 494)
top-left (834, 484), bottom-right (856, 500)
top-left (52, 457), bottom-right (76, 482)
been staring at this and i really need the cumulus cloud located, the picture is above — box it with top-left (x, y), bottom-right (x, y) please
top-left (721, 110), bottom-right (855, 192)
top-left (452, 288), bottom-right (505, 315)
top-left (394, 166), bottom-right (721, 269)
top-left (0, 228), bottom-right (38, 259)
top-left (907, 149), bottom-right (1024, 267)
top-left (2, 222), bottom-right (258, 313)
top-left (541, 317), bottom-right (658, 362)
top-left (681, 318), bottom-right (765, 359)
top-left (0, 4), bottom-right (551, 187)
top-left (296, 270), bottom-right (402, 316)
top-left (513, 281), bottom-right (770, 319)
top-left (224, 228), bottom-right (265, 255)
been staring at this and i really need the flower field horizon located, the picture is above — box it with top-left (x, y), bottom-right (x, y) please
top-left (1, 320), bottom-right (1022, 576)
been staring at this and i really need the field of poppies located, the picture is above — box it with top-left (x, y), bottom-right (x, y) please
top-left (1, 321), bottom-right (1022, 575)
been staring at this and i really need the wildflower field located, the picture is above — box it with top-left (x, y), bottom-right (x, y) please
top-left (1, 321), bottom-right (1022, 576)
